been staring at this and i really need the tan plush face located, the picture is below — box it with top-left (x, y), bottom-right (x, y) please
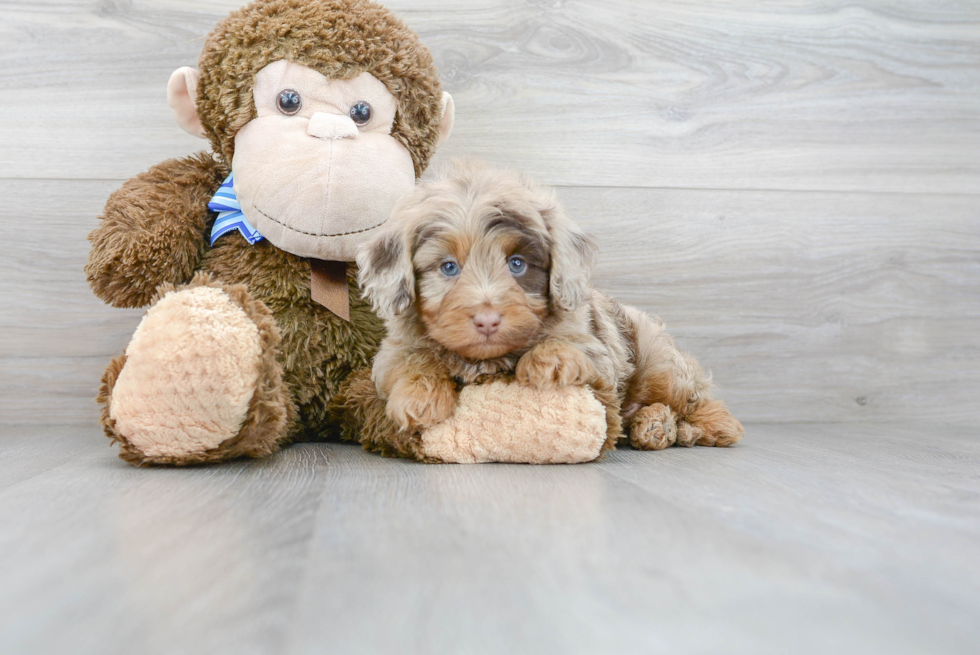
top-left (231, 61), bottom-right (416, 261)
top-left (414, 218), bottom-right (551, 360)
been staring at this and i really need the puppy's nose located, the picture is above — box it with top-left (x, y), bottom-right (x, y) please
top-left (472, 311), bottom-right (502, 337)
top-left (307, 112), bottom-right (359, 140)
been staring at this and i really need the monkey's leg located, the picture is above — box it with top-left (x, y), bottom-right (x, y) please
top-left (98, 273), bottom-right (293, 466)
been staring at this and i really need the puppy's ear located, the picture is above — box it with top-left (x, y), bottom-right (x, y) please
top-left (356, 222), bottom-right (416, 320)
top-left (537, 192), bottom-right (598, 311)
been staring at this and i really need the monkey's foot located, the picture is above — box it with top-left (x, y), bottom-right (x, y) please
top-left (99, 274), bottom-right (291, 466)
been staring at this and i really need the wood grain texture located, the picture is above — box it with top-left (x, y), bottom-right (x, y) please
top-left (0, 423), bottom-right (977, 654)
top-left (0, 0), bottom-right (977, 192)
top-left (1, 3), bottom-right (977, 651)
top-left (2, 1), bottom-right (977, 425)
top-left (3, 178), bottom-right (976, 424)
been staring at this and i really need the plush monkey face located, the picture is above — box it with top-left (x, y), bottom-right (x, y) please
top-left (165, 0), bottom-right (454, 262)
top-left (171, 60), bottom-right (453, 261)
top-left (231, 61), bottom-right (417, 260)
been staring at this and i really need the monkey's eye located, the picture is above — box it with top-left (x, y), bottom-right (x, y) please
top-left (349, 101), bottom-right (372, 126)
top-left (440, 260), bottom-right (460, 277)
top-left (508, 256), bottom-right (527, 276)
top-left (277, 89), bottom-right (302, 115)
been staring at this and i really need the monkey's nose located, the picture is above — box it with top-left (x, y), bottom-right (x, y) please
top-left (472, 311), bottom-right (502, 337)
top-left (307, 113), bottom-right (359, 140)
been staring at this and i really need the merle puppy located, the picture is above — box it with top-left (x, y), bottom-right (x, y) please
top-left (356, 160), bottom-right (743, 450)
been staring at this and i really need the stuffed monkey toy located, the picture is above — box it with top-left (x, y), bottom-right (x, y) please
top-left (88, 0), bottom-right (613, 466)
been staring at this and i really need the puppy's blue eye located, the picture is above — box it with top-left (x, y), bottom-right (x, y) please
top-left (440, 261), bottom-right (460, 277)
top-left (508, 256), bottom-right (526, 275)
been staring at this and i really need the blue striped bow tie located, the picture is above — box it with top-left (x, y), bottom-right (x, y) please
top-left (208, 173), bottom-right (264, 246)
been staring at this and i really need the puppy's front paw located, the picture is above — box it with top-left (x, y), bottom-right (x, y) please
top-left (386, 375), bottom-right (457, 431)
top-left (516, 341), bottom-right (597, 390)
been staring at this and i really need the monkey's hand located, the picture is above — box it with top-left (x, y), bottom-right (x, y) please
top-left (333, 371), bottom-right (613, 465)
top-left (86, 152), bottom-right (226, 308)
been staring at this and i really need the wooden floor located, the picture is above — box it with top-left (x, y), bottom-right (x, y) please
top-left (1, 422), bottom-right (978, 654)
top-left (2, 0), bottom-right (979, 652)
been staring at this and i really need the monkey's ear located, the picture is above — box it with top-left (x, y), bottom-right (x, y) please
top-left (539, 194), bottom-right (598, 311)
top-left (437, 92), bottom-right (455, 146)
top-left (356, 222), bottom-right (417, 320)
top-left (167, 67), bottom-right (208, 139)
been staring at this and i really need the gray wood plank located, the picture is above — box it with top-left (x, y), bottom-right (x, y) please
top-left (2, 1), bottom-right (978, 653)
top-left (0, 426), bottom-right (332, 655)
top-left (568, 187), bottom-right (980, 425)
top-left (0, 422), bottom-right (977, 655)
top-left (1, 0), bottom-right (977, 192)
top-left (3, 179), bottom-right (976, 425)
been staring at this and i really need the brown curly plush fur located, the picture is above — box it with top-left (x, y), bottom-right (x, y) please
top-left (89, 148), bottom-right (389, 444)
top-left (86, 153), bottom-right (224, 309)
top-left (87, 0), bottom-right (441, 463)
top-left (197, 0), bottom-right (445, 176)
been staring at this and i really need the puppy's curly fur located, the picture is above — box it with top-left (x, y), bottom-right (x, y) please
top-left (356, 161), bottom-right (743, 449)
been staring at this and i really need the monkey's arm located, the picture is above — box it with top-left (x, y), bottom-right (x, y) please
top-left (86, 152), bottom-right (228, 308)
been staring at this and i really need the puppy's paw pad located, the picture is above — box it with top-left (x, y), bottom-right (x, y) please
top-left (516, 342), bottom-right (597, 389)
top-left (387, 376), bottom-right (457, 431)
top-left (629, 403), bottom-right (678, 450)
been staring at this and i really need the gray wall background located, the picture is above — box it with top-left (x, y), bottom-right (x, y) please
top-left (1, 0), bottom-right (978, 427)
